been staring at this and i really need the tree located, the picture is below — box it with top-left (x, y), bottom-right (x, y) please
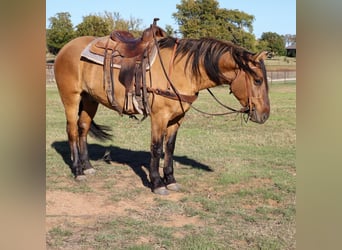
top-left (75, 15), bottom-right (112, 37)
top-left (172, 0), bottom-right (256, 50)
top-left (165, 25), bottom-right (176, 36)
top-left (46, 12), bottom-right (75, 54)
top-left (259, 32), bottom-right (286, 56)
top-left (75, 12), bottom-right (143, 38)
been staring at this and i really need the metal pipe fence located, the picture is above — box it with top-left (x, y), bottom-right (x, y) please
top-left (46, 63), bottom-right (55, 84)
top-left (267, 69), bottom-right (296, 83)
top-left (46, 64), bottom-right (296, 84)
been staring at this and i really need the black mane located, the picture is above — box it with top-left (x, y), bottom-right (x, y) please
top-left (158, 37), bottom-right (262, 85)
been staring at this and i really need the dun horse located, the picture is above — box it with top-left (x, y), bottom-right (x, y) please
top-left (54, 20), bottom-right (270, 195)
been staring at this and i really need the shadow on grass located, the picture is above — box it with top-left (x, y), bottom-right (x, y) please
top-left (51, 141), bottom-right (213, 189)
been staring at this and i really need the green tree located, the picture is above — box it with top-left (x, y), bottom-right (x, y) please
top-left (75, 14), bottom-right (112, 37)
top-left (102, 11), bottom-right (143, 33)
top-left (259, 32), bottom-right (286, 56)
top-left (75, 12), bottom-right (143, 38)
top-left (173, 0), bottom-right (256, 50)
top-left (46, 12), bottom-right (75, 54)
top-left (165, 24), bottom-right (175, 36)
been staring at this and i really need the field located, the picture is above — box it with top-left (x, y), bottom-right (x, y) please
top-left (264, 56), bottom-right (296, 71)
top-left (46, 82), bottom-right (296, 249)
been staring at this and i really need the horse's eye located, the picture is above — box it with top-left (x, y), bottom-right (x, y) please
top-left (254, 79), bottom-right (262, 85)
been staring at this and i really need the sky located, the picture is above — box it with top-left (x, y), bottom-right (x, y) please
top-left (46, 0), bottom-right (296, 39)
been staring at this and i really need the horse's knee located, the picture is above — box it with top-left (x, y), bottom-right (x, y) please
top-left (151, 142), bottom-right (163, 158)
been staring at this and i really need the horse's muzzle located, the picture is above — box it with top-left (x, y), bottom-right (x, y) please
top-left (249, 108), bottom-right (269, 124)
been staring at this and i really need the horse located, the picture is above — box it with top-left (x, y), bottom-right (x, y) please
top-left (54, 26), bottom-right (270, 195)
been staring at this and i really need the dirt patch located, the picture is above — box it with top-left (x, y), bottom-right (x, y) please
top-left (159, 214), bottom-right (203, 228)
top-left (46, 165), bottom-right (197, 233)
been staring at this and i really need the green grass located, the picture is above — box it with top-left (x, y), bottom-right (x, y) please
top-left (264, 56), bottom-right (296, 71)
top-left (46, 82), bottom-right (296, 249)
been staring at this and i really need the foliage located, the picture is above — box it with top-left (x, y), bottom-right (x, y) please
top-left (173, 0), bottom-right (256, 50)
top-left (165, 24), bottom-right (176, 36)
top-left (101, 12), bottom-right (144, 37)
top-left (46, 8), bottom-right (294, 56)
top-left (75, 15), bottom-right (112, 37)
top-left (259, 32), bottom-right (286, 56)
top-left (46, 12), bottom-right (75, 54)
top-left (75, 12), bottom-right (144, 38)
top-left (46, 12), bottom-right (145, 55)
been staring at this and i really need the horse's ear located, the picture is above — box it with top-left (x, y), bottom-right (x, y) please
top-left (253, 51), bottom-right (268, 61)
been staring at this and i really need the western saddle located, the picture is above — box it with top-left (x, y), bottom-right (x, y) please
top-left (88, 18), bottom-right (167, 116)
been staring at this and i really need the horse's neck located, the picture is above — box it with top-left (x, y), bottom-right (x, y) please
top-left (155, 48), bottom-right (220, 95)
top-left (196, 74), bottom-right (219, 91)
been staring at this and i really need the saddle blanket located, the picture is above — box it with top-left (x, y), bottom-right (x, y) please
top-left (80, 38), bottom-right (157, 70)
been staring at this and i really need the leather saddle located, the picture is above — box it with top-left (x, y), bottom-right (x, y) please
top-left (88, 18), bottom-right (167, 115)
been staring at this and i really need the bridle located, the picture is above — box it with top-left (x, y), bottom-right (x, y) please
top-left (191, 69), bottom-right (257, 123)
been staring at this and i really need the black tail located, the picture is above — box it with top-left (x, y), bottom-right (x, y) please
top-left (89, 120), bottom-right (113, 141)
top-left (78, 97), bottom-right (112, 142)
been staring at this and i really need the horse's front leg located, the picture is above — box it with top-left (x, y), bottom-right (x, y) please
top-left (149, 116), bottom-right (169, 195)
top-left (163, 116), bottom-right (184, 191)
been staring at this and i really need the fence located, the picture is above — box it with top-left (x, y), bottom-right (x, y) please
top-left (266, 69), bottom-right (296, 83)
top-left (46, 64), bottom-right (296, 84)
top-left (46, 63), bottom-right (55, 84)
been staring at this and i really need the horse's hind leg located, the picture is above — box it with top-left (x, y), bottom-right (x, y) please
top-left (78, 93), bottom-right (99, 175)
top-left (56, 84), bottom-right (93, 179)
top-left (61, 93), bottom-right (84, 178)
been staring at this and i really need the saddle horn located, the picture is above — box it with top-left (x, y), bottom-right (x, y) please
top-left (153, 18), bottom-right (160, 26)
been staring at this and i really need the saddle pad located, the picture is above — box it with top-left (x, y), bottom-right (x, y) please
top-left (80, 38), bottom-right (157, 70)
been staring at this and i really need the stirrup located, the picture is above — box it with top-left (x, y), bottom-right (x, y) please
top-left (126, 92), bottom-right (143, 114)
top-left (132, 96), bottom-right (143, 114)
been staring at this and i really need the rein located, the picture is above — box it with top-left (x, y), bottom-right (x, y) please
top-left (190, 71), bottom-right (251, 118)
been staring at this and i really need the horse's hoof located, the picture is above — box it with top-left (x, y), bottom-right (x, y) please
top-left (84, 168), bottom-right (96, 175)
top-left (75, 175), bottom-right (87, 181)
top-left (153, 187), bottom-right (169, 195)
top-left (166, 183), bottom-right (181, 192)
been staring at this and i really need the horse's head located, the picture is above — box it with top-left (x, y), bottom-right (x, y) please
top-left (157, 37), bottom-right (270, 124)
top-left (228, 51), bottom-right (270, 124)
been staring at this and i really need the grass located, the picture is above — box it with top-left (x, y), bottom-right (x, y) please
top-left (46, 82), bottom-right (296, 249)
top-left (264, 56), bottom-right (296, 71)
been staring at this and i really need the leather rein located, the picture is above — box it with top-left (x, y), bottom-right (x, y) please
top-left (149, 32), bottom-right (254, 120)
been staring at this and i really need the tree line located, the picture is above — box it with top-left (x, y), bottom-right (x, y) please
top-left (46, 0), bottom-right (295, 56)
